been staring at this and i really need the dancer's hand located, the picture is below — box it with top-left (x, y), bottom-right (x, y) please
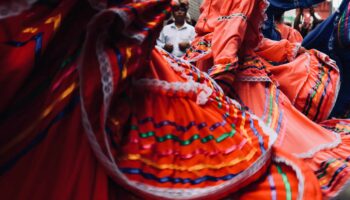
top-left (164, 43), bottom-right (174, 53)
top-left (179, 42), bottom-right (190, 52)
top-left (298, 47), bottom-right (306, 55)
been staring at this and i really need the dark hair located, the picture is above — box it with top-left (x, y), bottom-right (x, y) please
top-left (273, 10), bottom-right (284, 22)
top-left (172, 3), bottom-right (188, 12)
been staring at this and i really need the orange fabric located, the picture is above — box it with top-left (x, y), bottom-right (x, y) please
top-left (235, 148), bottom-right (322, 200)
top-left (257, 39), bottom-right (340, 122)
top-left (230, 56), bottom-right (349, 198)
top-left (232, 57), bottom-right (338, 155)
top-left (195, 0), bottom-right (266, 65)
top-left (185, 0), bottom-right (347, 198)
top-left (2, 0), bottom-right (349, 199)
top-left (276, 23), bottom-right (303, 43)
top-left (108, 48), bottom-right (275, 198)
top-left (256, 38), bottom-right (301, 62)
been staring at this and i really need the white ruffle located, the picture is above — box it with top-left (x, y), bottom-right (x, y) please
top-left (133, 78), bottom-right (213, 105)
top-left (294, 131), bottom-right (342, 159)
top-left (218, 13), bottom-right (247, 21)
top-left (237, 76), bottom-right (271, 82)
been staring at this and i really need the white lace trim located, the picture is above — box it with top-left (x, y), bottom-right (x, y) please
top-left (250, 111), bottom-right (278, 148)
top-left (97, 33), bottom-right (114, 104)
top-left (218, 13), bottom-right (247, 21)
top-left (289, 43), bottom-right (302, 61)
top-left (160, 47), bottom-right (211, 81)
top-left (0, 0), bottom-right (37, 19)
top-left (133, 78), bottom-right (213, 105)
top-left (237, 76), bottom-right (271, 82)
top-left (156, 46), bottom-right (226, 98)
top-left (79, 8), bottom-right (120, 198)
top-left (157, 47), bottom-right (278, 147)
top-left (273, 156), bottom-right (304, 200)
top-left (95, 32), bottom-right (119, 168)
top-left (294, 131), bottom-right (342, 159)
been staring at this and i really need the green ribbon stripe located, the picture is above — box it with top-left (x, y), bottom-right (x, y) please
top-left (138, 128), bottom-right (236, 145)
top-left (277, 165), bottom-right (292, 200)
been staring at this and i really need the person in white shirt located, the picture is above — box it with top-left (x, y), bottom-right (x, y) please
top-left (157, 1), bottom-right (196, 57)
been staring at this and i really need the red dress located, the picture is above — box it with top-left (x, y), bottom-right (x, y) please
top-left (276, 23), bottom-right (303, 43)
top-left (0, 0), bottom-right (309, 200)
top-left (186, 0), bottom-right (350, 198)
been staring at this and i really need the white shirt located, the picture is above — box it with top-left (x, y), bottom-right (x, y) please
top-left (157, 22), bottom-right (196, 57)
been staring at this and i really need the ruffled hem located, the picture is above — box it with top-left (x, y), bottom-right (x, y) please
top-left (232, 147), bottom-right (322, 200)
top-left (79, 6), bottom-right (278, 196)
top-left (305, 119), bottom-right (350, 198)
top-left (293, 50), bottom-right (340, 122)
top-left (84, 48), bottom-right (277, 199)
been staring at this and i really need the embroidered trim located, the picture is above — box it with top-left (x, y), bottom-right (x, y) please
top-left (157, 46), bottom-right (227, 99)
top-left (237, 76), bottom-right (271, 82)
top-left (186, 49), bottom-right (212, 62)
top-left (79, 9), bottom-right (123, 199)
top-left (313, 50), bottom-right (341, 120)
top-left (218, 13), bottom-right (247, 21)
top-left (133, 78), bottom-right (213, 105)
top-left (97, 33), bottom-right (114, 104)
top-left (123, 149), bottom-right (257, 171)
top-left (117, 148), bottom-right (272, 199)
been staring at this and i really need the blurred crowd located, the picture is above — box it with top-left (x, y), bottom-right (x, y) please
top-left (157, 0), bottom-right (196, 57)
top-left (157, 1), bottom-right (326, 55)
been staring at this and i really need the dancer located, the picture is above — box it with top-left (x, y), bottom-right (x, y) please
top-left (303, 0), bottom-right (350, 119)
top-left (187, 0), bottom-right (350, 198)
top-left (0, 0), bottom-right (323, 199)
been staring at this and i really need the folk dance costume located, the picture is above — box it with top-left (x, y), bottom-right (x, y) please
top-left (0, 0), bottom-right (348, 199)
